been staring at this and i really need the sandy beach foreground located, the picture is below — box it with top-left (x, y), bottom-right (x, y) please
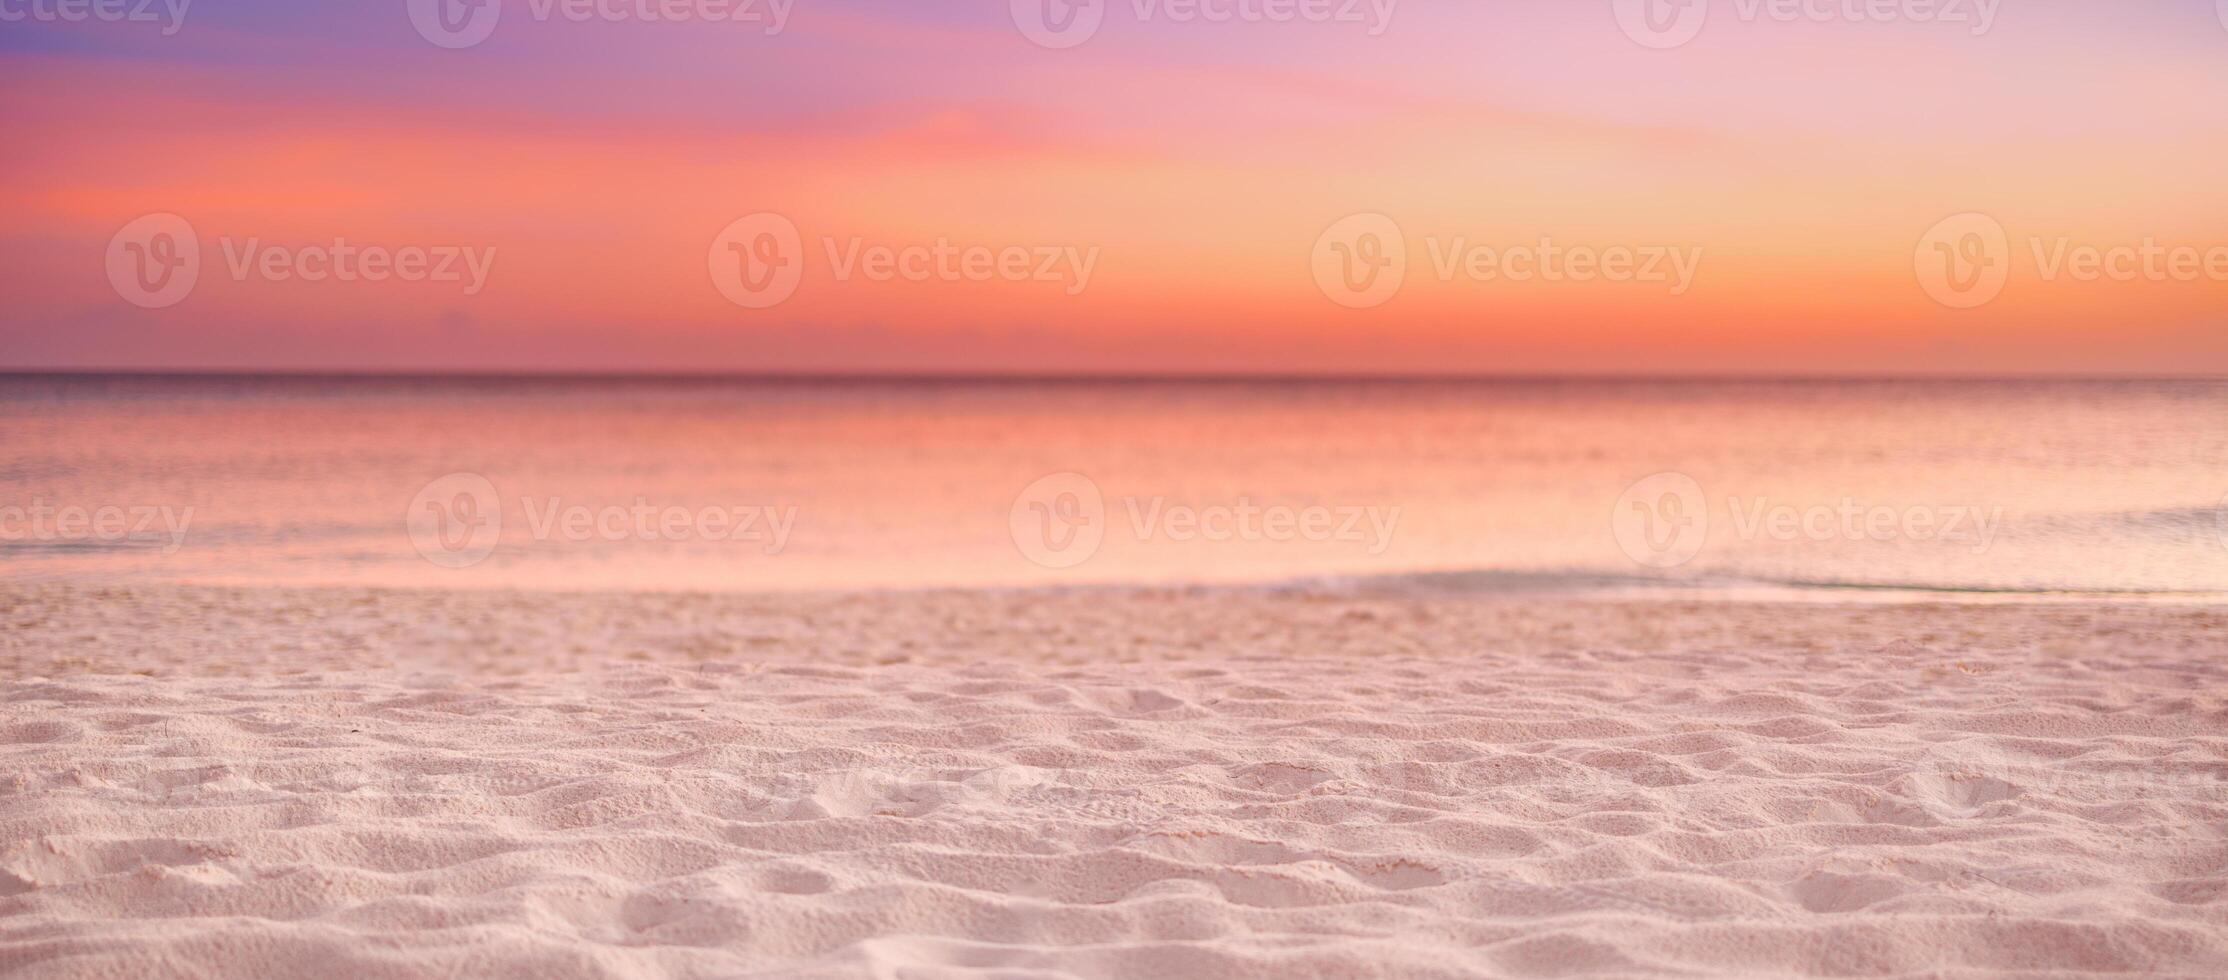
top-left (3, 584), bottom-right (2226, 977)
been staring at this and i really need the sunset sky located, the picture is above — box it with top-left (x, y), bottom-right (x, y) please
top-left (4, 0), bottom-right (2227, 374)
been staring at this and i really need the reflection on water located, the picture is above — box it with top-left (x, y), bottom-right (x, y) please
top-left (3, 375), bottom-right (2225, 596)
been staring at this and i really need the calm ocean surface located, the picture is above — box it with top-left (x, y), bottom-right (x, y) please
top-left (3, 375), bottom-right (2225, 598)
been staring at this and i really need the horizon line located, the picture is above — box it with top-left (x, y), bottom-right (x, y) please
top-left (2, 369), bottom-right (2226, 384)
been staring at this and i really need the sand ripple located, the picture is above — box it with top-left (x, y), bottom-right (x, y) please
top-left (4, 589), bottom-right (2228, 977)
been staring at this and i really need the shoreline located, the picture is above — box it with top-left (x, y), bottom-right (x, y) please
top-left (10, 571), bottom-right (2228, 610)
top-left (7, 579), bottom-right (2226, 680)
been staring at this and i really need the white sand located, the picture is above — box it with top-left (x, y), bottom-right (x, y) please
top-left (4, 584), bottom-right (2227, 977)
